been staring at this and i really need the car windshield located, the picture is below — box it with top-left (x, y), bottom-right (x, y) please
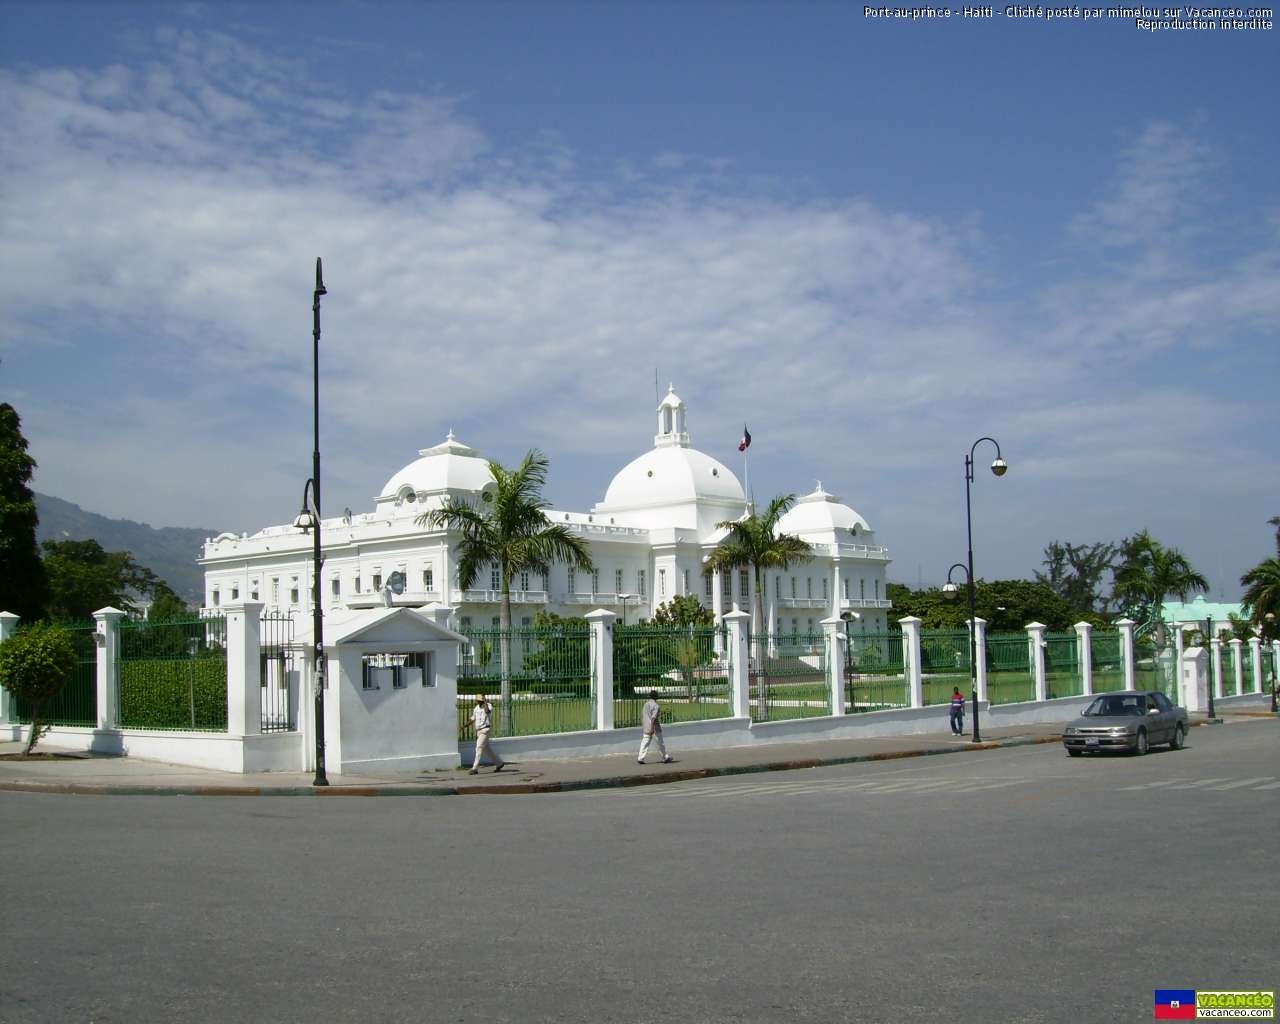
top-left (1084, 696), bottom-right (1144, 717)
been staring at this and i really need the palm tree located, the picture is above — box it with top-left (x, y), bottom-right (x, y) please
top-left (1240, 558), bottom-right (1280, 641)
top-left (704, 494), bottom-right (813, 717)
top-left (1112, 529), bottom-right (1209, 628)
top-left (417, 450), bottom-right (593, 732)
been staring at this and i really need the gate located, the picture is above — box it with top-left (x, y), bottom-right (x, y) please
top-left (259, 612), bottom-right (299, 732)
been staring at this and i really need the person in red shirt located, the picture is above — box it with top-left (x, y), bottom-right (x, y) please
top-left (949, 686), bottom-right (966, 735)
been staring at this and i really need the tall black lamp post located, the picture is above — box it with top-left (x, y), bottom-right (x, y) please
top-left (1203, 616), bottom-right (1217, 721)
top-left (292, 258), bottom-right (328, 787)
top-left (953, 437), bottom-right (1007, 742)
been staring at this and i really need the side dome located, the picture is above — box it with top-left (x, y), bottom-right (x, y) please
top-left (600, 445), bottom-right (745, 510)
top-left (376, 432), bottom-right (493, 507)
top-left (777, 483), bottom-right (872, 539)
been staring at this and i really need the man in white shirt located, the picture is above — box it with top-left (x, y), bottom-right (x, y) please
top-left (638, 690), bottom-right (673, 765)
top-left (469, 695), bottom-right (505, 775)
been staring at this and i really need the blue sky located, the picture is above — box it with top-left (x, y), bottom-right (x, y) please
top-left (1, 1), bottom-right (1276, 600)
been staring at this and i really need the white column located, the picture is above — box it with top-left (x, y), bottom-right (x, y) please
top-left (93, 606), bottom-right (126, 730)
top-left (830, 563), bottom-right (842, 621)
top-left (1027, 622), bottom-right (1047, 702)
top-left (1247, 636), bottom-right (1263, 693)
top-left (1074, 621), bottom-right (1094, 696)
top-left (711, 569), bottom-right (725, 657)
top-left (766, 587), bottom-right (778, 657)
top-left (724, 609), bottom-right (751, 720)
top-left (1210, 636), bottom-right (1224, 699)
top-left (224, 602), bottom-right (263, 736)
top-left (1229, 638), bottom-right (1244, 696)
top-left (1117, 619), bottom-right (1136, 691)
top-left (972, 617), bottom-right (989, 702)
top-left (821, 616), bottom-right (845, 717)
top-left (1272, 640), bottom-right (1280, 692)
top-left (0, 611), bottom-right (18, 726)
top-left (1180, 647), bottom-right (1209, 713)
top-left (585, 609), bottom-right (615, 731)
top-left (900, 616), bottom-right (923, 709)
top-left (426, 604), bottom-right (455, 631)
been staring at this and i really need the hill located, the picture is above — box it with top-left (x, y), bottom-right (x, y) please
top-left (35, 493), bottom-right (218, 607)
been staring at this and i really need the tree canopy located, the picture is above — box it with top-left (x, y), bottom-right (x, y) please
top-left (649, 595), bottom-right (714, 626)
top-left (41, 538), bottom-right (163, 621)
top-left (0, 403), bottom-right (49, 621)
top-left (1111, 529), bottom-right (1208, 626)
top-left (1034, 540), bottom-right (1118, 614)
top-left (887, 578), bottom-right (1094, 632)
top-left (0, 622), bottom-right (77, 754)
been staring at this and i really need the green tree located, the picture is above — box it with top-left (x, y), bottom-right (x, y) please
top-left (704, 494), bottom-right (812, 718)
top-left (1035, 540), bottom-right (1118, 614)
top-left (417, 450), bottom-right (594, 731)
top-left (0, 622), bottom-right (77, 754)
top-left (1111, 530), bottom-right (1208, 628)
top-left (650, 594), bottom-right (714, 626)
top-left (0, 403), bottom-right (49, 621)
top-left (1240, 558), bottom-right (1280, 642)
top-left (41, 538), bottom-right (162, 621)
top-left (146, 583), bottom-right (190, 622)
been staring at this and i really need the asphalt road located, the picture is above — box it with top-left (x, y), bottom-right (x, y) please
top-left (1, 721), bottom-right (1276, 1024)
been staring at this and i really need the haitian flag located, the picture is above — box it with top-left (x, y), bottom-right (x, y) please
top-left (738, 426), bottom-right (751, 452)
top-left (1154, 990), bottom-right (1196, 1020)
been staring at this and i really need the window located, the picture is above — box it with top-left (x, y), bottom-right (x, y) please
top-left (637, 569), bottom-right (646, 597)
top-left (518, 571), bottom-right (529, 591)
top-left (722, 572), bottom-right (731, 597)
top-left (542, 572), bottom-right (550, 591)
top-left (522, 616), bottom-right (532, 653)
top-left (791, 577), bottom-right (797, 599)
top-left (792, 618), bottom-right (799, 635)
top-left (806, 577), bottom-right (812, 599)
top-left (705, 574), bottom-right (713, 599)
top-left (658, 569), bottom-right (666, 597)
top-left (823, 579), bottom-right (828, 601)
top-left (875, 579), bottom-right (880, 600)
top-left (373, 572), bottom-right (382, 591)
top-left (212, 589), bottom-right (220, 607)
top-left (740, 570), bottom-right (749, 599)
top-left (355, 575), bottom-right (362, 593)
top-left (231, 585), bottom-right (239, 601)
top-left (460, 616), bottom-right (472, 630)
top-left (842, 579), bottom-right (848, 599)
top-left (423, 568), bottom-right (434, 591)
top-left (331, 578), bottom-right (341, 601)
top-left (492, 616), bottom-right (501, 628)
top-left (616, 569), bottom-right (624, 594)
top-left (860, 579), bottom-right (866, 600)
top-left (271, 578), bottom-right (279, 604)
top-left (491, 568), bottom-right (500, 591)
top-left (362, 652), bottom-right (433, 690)
top-left (568, 566), bottom-right (576, 594)
top-left (251, 580), bottom-right (259, 601)
top-left (289, 578), bottom-right (299, 604)
top-left (592, 570), bottom-right (600, 595)
top-left (683, 569), bottom-right (689, 595)
top-left (776, 576), bottom-right (781, 599)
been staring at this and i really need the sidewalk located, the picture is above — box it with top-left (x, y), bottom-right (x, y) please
top-left (0, 703), bottom-right (1272, 797)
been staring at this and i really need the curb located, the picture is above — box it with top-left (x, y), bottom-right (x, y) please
top-left (0, 732), bottom-right (1064, 798)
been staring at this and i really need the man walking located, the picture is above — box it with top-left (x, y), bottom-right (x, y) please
top-left (638, 690), bottom-right (673, 765)
top-left (949, 686), bottom-right (966, 736)
top-left (469, 694), bottom-right (505, 775)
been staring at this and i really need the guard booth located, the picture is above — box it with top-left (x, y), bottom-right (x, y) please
top-left (326, 607), bottom-right (463, 775)
top-left (1180, 646), bottom-right (1209, 713)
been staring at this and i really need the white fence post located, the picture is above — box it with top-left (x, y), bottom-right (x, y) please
top-left (724, 609), bottom-right (751, 720)
top-left (1229, 638), bottom-right (1244, 695)
top-left (900, 616), bottom-right (923, 709)
top-left (1117, 619), bottom-right (1136, 691)
top-left (1248, 636), bottom-right (1264, 693)
top-left (0, 611), bottom-right (18, 726)
top-left (971, 617), bottom-right (989, 703)
top-left (821, 616), bottom-right (845, 717)
top-left (1027, 622), bottom-right (1047, 702)
top-left (225, 602), bottom-right (263, 736)
top-left (585, 609), bottom-right (615, 731)
top-left (1210, 636), bottom-right (1224, 699)
top-left (1074, 621), bottom-right (1093, 696)
top-left (93, 606), bottom-right (125, 730)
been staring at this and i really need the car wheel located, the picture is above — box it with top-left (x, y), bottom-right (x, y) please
top-left (1169, 723), bottom-right (1185, 750)
top-left (1134, 728), bottom-right (1149, 756)
top-left (1067, 748), bottom-right (1083, 758)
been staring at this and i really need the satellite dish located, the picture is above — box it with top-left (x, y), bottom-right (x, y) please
top-left (387, 571), bottom-right (406, 596)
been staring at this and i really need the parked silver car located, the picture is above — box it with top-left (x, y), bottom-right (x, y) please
top-left (1061, 690), bottom-right (1189, 757)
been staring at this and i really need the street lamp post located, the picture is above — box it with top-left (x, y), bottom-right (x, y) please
top-left (618, 593), bottom-right (633, 627)
top-left (1203, 616), bottom-right (1217, 721)
top-left (293, 258), bottom-right (328, 787)
top-left (961, 437), bottom-right (1007, 742)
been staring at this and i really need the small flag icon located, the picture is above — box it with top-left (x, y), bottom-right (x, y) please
top-left (1154, 990), bottom-right (1196, 1020)
top-left (738, 426), bottom-right (751, 452)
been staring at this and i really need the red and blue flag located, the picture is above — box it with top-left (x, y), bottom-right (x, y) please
top-left (738, 426), bottom-right (751, 453)
top-left (1154, 990), bottom-right (1196, 1020)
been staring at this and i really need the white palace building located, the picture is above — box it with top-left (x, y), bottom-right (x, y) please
top-left (199, 388), bottom-right (894, 637)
